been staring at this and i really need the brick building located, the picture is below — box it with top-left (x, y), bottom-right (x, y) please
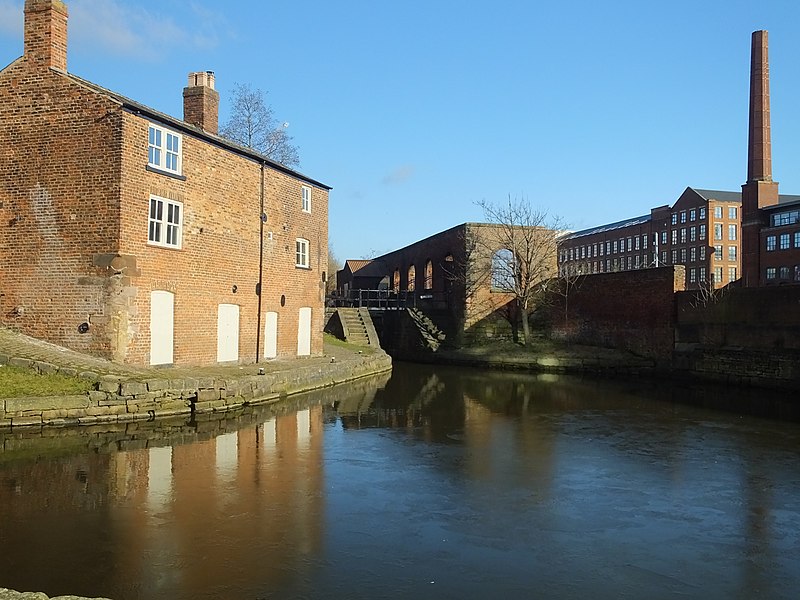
top-left (0, 0), bottom-right (330, 365)
top-left (558, 187), bottom-right (747, 290)
top-left (338, 222), bottom-right (558, 340)
top-left (560, 30), bottom-right (800, 291)
top-left (740, 30), bottom-right (800, 286)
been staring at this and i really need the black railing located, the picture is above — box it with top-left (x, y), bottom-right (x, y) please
top-left (327, 289), bottom-right (446, 310)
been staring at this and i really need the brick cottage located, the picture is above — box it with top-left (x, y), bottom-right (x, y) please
top-left (0, 0), bottom-right (331, 365)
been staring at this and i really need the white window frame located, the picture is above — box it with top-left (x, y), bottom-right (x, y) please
top-left (301, 185), bottom-right (312, 213)
top-left (148, 195), bottom-right (183, 249)
top-left (296, 238), bottom-right (310, 268)
top-left (148, 124), bottom-right (182, 175)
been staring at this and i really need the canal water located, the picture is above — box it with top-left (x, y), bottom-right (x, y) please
top-left (1, 363), bottom-right (799, 600)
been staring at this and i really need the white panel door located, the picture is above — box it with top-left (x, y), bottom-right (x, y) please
top-left (297, 307), bottom-right (312, 356)
top-left (150, 290), bottom-right (174, 365)
top-left (297, 306), bottom-right (311, 356)
top-left (217, 303), bottom-right (240, 362)
top-left (264, 311), bottom-right (278, 358)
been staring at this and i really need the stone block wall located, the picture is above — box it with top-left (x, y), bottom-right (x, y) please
top-left (0, 351), bottom-right (391, 429)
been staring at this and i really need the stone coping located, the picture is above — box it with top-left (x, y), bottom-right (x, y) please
top-left (0, 589), bottom-right (111, 600)
top-left (0, 328), bottom-right (392, 430)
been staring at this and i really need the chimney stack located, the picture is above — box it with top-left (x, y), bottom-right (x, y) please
top-left (24, 0), bottom-right (68, 72)
top-left (183, 71), bottom-right (220, 134)
top-left (747, 30), bottom-right (773, 184)
top-left (741, 30), bottom-right (779, 287)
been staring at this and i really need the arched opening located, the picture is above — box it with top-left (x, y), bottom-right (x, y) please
top-left (424, 259), bottom-right (433, 290)
top-left (491, 248), bottom-right (515, 291)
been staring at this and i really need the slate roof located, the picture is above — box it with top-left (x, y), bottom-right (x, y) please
top-left (561, 214), bottom-right (652, 241)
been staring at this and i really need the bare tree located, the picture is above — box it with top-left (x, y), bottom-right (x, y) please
top-left (220, 83), bottom-right (300, 168)
top-left (474, 196), bottom-right (564, 345)
top-left (327, 243), bottom-right (342, 295)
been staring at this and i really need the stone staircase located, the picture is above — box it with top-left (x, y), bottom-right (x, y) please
top-left (407, 308), bottom-right (446, 351)
top-left (330, 308), bottom-right (379, 347)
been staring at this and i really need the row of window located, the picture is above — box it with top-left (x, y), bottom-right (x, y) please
top-left (667, 206), bottom-right (738, 225)
top-left (148, 195), bottom-right (311, 268)
top-left (765, 232), bottom-right (800, 251)
top-left (562, 259), bottom-right (738, 285)
top-left (766, 266), bottom-right (800, 282)
top-left (561, 222), bottom-right (739, 264)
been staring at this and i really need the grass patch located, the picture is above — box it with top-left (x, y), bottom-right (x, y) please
top-left (0, 364), bottom-right (93, 398)
top-left (323, 333), bottom-right (375, 354)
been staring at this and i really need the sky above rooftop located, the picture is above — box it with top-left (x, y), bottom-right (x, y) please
top-left (2, 0), bottom-right (800, 261)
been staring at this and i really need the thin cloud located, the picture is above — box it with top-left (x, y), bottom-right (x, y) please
top-left (382, 165), bottom-right (415, 185)
top-left (68, 0), bottom-right (229, 60)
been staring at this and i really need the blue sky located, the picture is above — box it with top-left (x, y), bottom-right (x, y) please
top-left (2, 0), bottom-right (800, 261)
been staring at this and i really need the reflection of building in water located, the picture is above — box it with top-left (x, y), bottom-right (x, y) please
top-left (0, 405), bottom-right (325, 598)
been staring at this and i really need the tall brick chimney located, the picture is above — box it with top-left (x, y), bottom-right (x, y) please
top-left (23, 0), bottom-right (68, 72)
top-left (183, 71), bottom-right (220, 134)
top-left (741, 30), bottom-right (779, 287)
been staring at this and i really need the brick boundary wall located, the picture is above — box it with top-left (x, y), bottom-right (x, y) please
top-left (545, 266), bottom-right (683, 360)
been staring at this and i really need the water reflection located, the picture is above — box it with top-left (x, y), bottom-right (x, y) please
top-left (1, 366), bottom-right (799, 600)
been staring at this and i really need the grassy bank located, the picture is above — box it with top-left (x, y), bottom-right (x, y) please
top-left (0, 364), bottom-right (93, 398)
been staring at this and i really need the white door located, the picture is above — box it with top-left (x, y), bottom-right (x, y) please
top-left (264, 311), bottom-right (278, 358)
top-left (217, 304), bottom-right (240, 362)
top-left (297, 307), bottom-right (312, 356)
top-left (150, 290), bottom-right (174, 365)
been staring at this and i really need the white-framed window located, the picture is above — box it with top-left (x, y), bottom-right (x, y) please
top-left (690, 209), bottom-right (696, 221)
top-left (148, 196), bottom-right (182, 249)
top-left (148, 124), bottom-right (182, 175)
top-left (728, 225), bottom-right (737, 241)
top-left (766, 267), bottom-right (776, 280)
top-left (714, 267), bottom-right (723, 284)
top-left (301, 185), bottom-right (312, 213)
top-left (729, 206), bottom-right (738, 220)
top-left (714, 245), bottom-right (722, 260)
top-left (699, 207), bottom-right (707, 220)
top-left (729, 267), bottom-right (738, 282)
top-left (766, 235), bottom-right (776, 251)
top-left (728, 246), bottom-right (737, 261)
top-left (714, 206), bottom-right (723, 219)
top-left (779, 233), bottom-right (790, 250)
top-left (699, 224), bottom-right (707, 240)
top-left (296, 238), bottom-right (310, 268)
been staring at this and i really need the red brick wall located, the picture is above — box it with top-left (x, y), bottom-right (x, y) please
top-left (547, 266), bottom-right (684, 358)
top-left (676, 284), bottom-right (800, 349)
top-left (0, 59), bottom-right (123, 356)
top-left (1, 59), bottom-right (328, 365)
top-left (116, 113), bottom-right (328, 365)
